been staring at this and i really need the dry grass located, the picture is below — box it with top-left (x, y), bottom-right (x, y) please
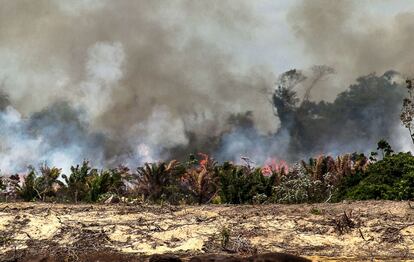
top-left (0, 201), bottom-right (414, 261)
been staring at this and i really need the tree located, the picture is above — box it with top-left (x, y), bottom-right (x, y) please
top-left (87, 166), bottom-right (130, 202)
top-left (34, 164), bottom-right (64, 201)
top-left (400, 79), bottom-right (414, 144)
top-left (16, 168), bottom-right (37, 201)
top-left (303, 65), bottom-right (335, 102)
top-left (377, 139), bottom-right (394, 158)
top-left (135, 160), bottom-right (184, 203)
top-left (62, 161), bottom-right (98, 203)
top-left (342, 152), bottom-right (414, 200)
top-left (273, 71), bottom-right (404, 160)
top-left (272, 69), bottom-right (303, 128)
top-left (0, 88), bottom-right (10, 111)
top-left (181, 154), bottom-right (219, 204)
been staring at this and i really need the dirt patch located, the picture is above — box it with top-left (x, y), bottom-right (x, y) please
top-left (0, 201), bottom-right (414, 261)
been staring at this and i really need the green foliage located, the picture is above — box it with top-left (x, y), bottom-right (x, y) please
top-left (6, 140), bottom-right (414, 204)
top-left (16, 168), bottom-right (37, 201)
top-left (135, 160), bottom-right (185, 203)
top-left (218, 162), bottom-right (277, 204)
top-left (272, 167), bottom-right (331, 204)
top-left (61, 162), bottom-right (130, 203)
top-left (87, 167), bottom-right (128, 202)
top-left (343, 152), bottom-right (414, 200)
top-left (13, 165), bottom-right (63, 201)
top-left (377, 139), bottom-right (394, 158)
top-left (220, 226), bottom-right (231, 249)
top-left (331, 171), bottom-right (365, 202)
top-left (211, 195), bottom-right (222, 204)
top-left (310, 207), bottom-right (322, 215)
top-left (62, 161), bottom-right (98, 202)
top-left (35, 164), bottom-right (64, 201)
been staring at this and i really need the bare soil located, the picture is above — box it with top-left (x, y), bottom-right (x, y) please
top-left (0, 201), bottom-right (414, 261)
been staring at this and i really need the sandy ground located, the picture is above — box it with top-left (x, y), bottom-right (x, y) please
top-left (0, 201), bottom-right (414, 261)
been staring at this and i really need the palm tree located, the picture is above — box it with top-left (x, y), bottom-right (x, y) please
top-left (88, 166), bottom-right (131, 202)
top-left (62, 161), bottom-right (97, 203)
top-left (181, 154), bottom-right (219, 204)
top-left (35, 164), bottom-right (65, 201)
top-left (135, 160), bottom-right (183, 202)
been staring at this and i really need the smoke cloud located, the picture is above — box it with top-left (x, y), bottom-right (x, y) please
top-left (1, 0), bottom-right (414, 173)
top-left (288, 0), bottom-right (414, 99)
top-left (0, 0), bottom-right (277, 173)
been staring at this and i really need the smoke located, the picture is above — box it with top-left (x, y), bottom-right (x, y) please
top-left (282, 0), bottom-right (414, 157)
top-left (0, 0), bottom-right (278, 173)
top-left (1, 0), bottom-right (414, 173)
top-left (288, 0), bottom-right (414, 99)
top-left (0, 103), bottom-right (106, 174)
top-left (77, 41), bottom-right (125, 120)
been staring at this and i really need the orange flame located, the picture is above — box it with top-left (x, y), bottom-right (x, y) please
top-left (198, 153), bottom-right (209, 169)
top-left (261, 158), bottom-right (289, 176)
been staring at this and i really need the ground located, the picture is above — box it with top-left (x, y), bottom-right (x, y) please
top-left (0, 201), bottom-right (413, 261)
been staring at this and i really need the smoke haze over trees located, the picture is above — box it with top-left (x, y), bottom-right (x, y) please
top-left (0, 0), bottom-right (414, 173)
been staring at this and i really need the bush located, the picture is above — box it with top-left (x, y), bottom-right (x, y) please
top-left (218, 162), bottom-right (278, 204)
top-left (343, 152), bottom-right (414, 200)
top-left (5, 143), bottom-right (414, 204)
top-left (35, 164), bottom-right (64, 201)
top-left (331, 171), bottom-right (365, 202)
top-left (62, 161), bottom-right (98, 202)
top-left (87, 167), bottom-right (130, 202)
top-left (135, 160), bottom-right (185, 204)
top-left (16, 168), bottom-right (37, 201)
top-left (181, 154), bottom-right (219, 204)
top-left (272, 165), bottom-right (331, 204)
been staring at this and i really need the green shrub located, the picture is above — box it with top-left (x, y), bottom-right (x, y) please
top-left (310, 207), bottom-right (322, 215)
top-left (135, 160), bottom-right (185, 204)
top-left (35, 165), bottom-right (64, 201)
top-left (218, 162), bottom-right (277, 204)
top-left (62, 161), bottom-right (98, 202)
top-left (16, 169), bottom-right (37, 201)
top-left (343, 152), bottom-right (414, 200)
top-left (88, 169), bottom-right (123, 202)
top-left (272, 165), bottom-right (331, 204)
top-left (16, 166), bottom-right (63, 201)
top-left (331, 171), bottom-right (365, 202)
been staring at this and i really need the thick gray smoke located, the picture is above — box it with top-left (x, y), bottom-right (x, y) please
top-left (288, 0), bottom-right (414, 100)
top-left (0, 0), bottom-right (276, 173)
top-left (1, 0), bottom-right (414, 174)
top-left (284, 0), bottom-right (414, 155)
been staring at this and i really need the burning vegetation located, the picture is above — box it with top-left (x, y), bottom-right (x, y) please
top-left (3, 2), bottom-right (414, 261)
top-left (1, 138), bottom-right (414, 205)
top-left (1, 69), bottom-right (414, 205)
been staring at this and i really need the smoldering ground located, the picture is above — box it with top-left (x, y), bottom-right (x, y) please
top-left (0, 0), bottom-right (413, 173)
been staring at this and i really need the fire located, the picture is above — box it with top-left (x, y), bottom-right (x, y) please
top-left (261, 158), bottom-right (289, 176)
top-left (198, 153), bottom-right (209, 169)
